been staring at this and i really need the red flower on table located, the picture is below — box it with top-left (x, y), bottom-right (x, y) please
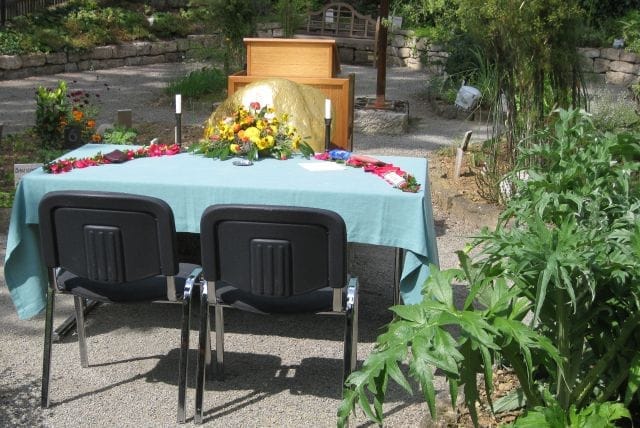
top-left (43, 143), bottom-right (181, 174)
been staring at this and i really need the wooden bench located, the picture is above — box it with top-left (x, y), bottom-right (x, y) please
top-left (299, 2), bottom-right (376, 40)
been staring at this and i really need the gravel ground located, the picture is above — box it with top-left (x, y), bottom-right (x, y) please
top-left (0, 61), bottom-right (494, 427)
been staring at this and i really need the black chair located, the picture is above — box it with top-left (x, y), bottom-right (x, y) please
top-left (194, 204), bottom-right (359, 423)
top-left (38, 191), bottom-right (201, 423)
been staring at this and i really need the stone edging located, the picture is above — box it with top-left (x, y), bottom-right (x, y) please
top-left (0, 34), bottom-right (220, 80)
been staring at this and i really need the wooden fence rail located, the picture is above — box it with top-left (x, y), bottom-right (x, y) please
top-left (1, 0), bottom-right (68, 26)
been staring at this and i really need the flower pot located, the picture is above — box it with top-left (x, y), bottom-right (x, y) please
top-left (63, 125), bottom-right (84, 150)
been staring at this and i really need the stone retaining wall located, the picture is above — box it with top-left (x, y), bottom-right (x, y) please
top-left (0, 34), bottom-right (220, 80)
top-left (3, 24), bottom-right (639, 87)
top-left (388, 30), bottom-right (640, 86)
top-left (578, 47), bottom-right (640, 85)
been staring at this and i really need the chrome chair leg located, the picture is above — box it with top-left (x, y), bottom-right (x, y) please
top-left (177, 283), bottom-right (193, 424)
top-left (195, 282), bottom-right (209, 425)
top-left (73, 296), bottom-right (89, 368)
top-left (41, 284), bottom-right (55, 408)
top-left (343, 277), bottom-right (359, 386)
top-left (214, 303), bottom-right (225, 381)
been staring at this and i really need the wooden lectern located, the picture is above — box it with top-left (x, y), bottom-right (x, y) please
top-left (228, 38), bottom-right (354, 151)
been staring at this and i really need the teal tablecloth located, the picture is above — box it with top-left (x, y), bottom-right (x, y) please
top-left (4, 144), bottom-right (439, 319)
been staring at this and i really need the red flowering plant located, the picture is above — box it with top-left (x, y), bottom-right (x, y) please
top-left (43, 143), bottom-right (180, 174)
top-left (62, 88), bottom-right (102, 144)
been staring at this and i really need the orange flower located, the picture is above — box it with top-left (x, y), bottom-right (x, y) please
top-left (86, 119), bottom-right (96, 128)
top-left (91, 133), bottom-right (102, 142)
top-left (72, 110), bottom-right (84, 121)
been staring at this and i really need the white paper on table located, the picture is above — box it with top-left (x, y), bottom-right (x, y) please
top-left (299, 162), bottom-right (346, 172)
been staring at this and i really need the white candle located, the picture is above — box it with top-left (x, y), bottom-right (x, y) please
top-left (175, 94), bottom-right (182, 114)
top-left (325, 99), bottom-right (331, 120)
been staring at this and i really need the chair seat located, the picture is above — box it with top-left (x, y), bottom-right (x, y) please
top-left (57, 263), bottom-right (199, 303)
top-left (216, 282), bottom-right (340, 314)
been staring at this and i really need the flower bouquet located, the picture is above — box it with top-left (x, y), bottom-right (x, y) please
top-left (191, 102), bottom-right (314, 161)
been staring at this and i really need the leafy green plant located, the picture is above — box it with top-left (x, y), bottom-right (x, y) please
top-left (102, 126), bottom-right (138, 145)
top-left (619, 10), bottom-right (640, 54)
top-left (35, 81), bottom-right (71, 150)
top-left (338, 109), bottom-right (640, 427)
top-left (165, 67), bottom-right (227, 99)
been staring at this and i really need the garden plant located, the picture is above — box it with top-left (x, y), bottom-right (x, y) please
top-left (338, 109), bottom-right (640, 427)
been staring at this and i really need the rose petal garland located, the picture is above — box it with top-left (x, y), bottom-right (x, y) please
top-left (43, 143), bottom-right (181, 174)
top-left (314, 150), bottom-right (421, 193)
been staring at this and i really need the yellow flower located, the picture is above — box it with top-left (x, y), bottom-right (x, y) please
top-left (230, 143), bottom-right (240, 153)
top-left (257, 135), bottom-right (274, 150)
top-left (244, 127), bottom-right (261, 144)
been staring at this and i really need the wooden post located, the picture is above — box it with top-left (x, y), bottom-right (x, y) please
top-left (116, 109), bottom-right (132, 129)
top-left (454, 131), bottom-right (473, 179)
top-left (374, 0), bottom-right (389, 108)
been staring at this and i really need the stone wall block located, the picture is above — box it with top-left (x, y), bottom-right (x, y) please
top-left (354, 50), bottom-right (373, 64)
top-left (272, 29), bottom-right (284, 38)
top-left (91, 46), bottom-right (114, 60)
top-left (397, 47), bottom-right (413, 59)
top-left (21, 53), bottom-right (46, 67)
top-left (606, 71), bottom-right (635, 85)
top-left (0, 55), bottom-right (22, 70)
top-left (415, 38), bottom-right (428, 51)
top-left (41, 64), bottom-right (65, 74)
top-left (391, 35), bottom-right (406, 48)
top-left (164, 52), bottom-right (181, 62)
top-left (578, 47), bottom-right (600, 58)
top-left (609, 60), bottom-right (638, 74)
top-left (45, 52), bottom-right (67, 65)
top-left (64, 63), bottom-right (79, 72)
top-left (601, 48), bottom-right (621, 61)
top-left (578, 56), bottom-right (593, 72)
top-left (113, 44), bottom-right (138, 58)
top-left (338, 47), bottom-right (354, 64)
top-left (620, 51), bottom-right (640, 64)
top-left (133, 41), bottom-right (152, 56)
top-left (176, 38), bottom-right (190, 51)
top-left (124, 56), bottom-right (143, 66)
top-left (140, 54), bottom-right (165, 65)
top-left (593, 58), bottom-right (610, 73)
top-left (77, 60), bottom-right (93, 71)
top-left (67, 52), bottom-right (81, 63)
top-left (405, 57), bottom-right (423, 70)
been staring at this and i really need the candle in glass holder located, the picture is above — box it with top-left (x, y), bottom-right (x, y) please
top-left (176, 94), bottom-right (182, 114)
top-left (325, 99), bottom-right (331, 119)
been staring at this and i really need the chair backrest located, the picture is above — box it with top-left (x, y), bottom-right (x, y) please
top-left (200, 204), bottom-right (347, 296)
top-left (38, 191), bottom-right (178, 283)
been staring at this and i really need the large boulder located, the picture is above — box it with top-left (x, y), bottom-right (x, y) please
top-left (204, 78), bottom-right (333, 153)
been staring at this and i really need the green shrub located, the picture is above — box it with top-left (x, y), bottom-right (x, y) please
top-left (338, 109), bottom-right (640, 426)
top-left (589, 87), bottom-right (640, 132)
top-left (102, 126), bottom-right (138, 145)
top-left (620, 9), bottom-right (640, 54)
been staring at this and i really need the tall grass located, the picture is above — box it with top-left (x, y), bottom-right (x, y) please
top-left (165, 67), bottom-right (227, 99)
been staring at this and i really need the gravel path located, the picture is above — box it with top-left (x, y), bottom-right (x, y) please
top-left (0, 61), bottom-right (494, 427)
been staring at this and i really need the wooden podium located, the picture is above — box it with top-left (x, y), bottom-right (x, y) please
top-left (228, 38), bottom-right (354, 151)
